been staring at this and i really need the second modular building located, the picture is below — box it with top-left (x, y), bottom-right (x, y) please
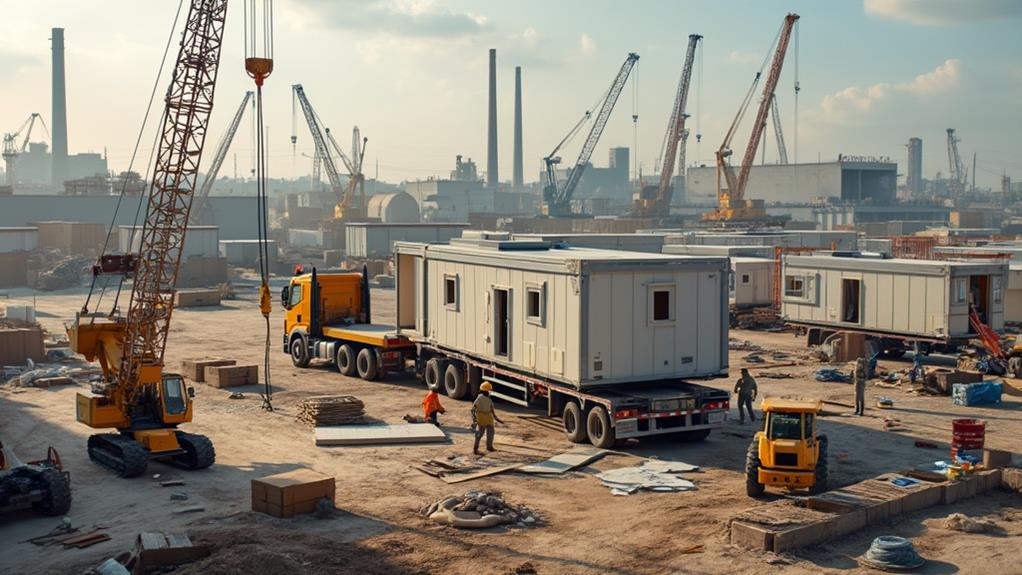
top-left (780, 253), bottom-right (1008, 342)
top-left (394, 232), bottom-right (729, 388)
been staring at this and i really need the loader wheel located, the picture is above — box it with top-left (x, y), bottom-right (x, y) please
top-left (745, 441), bottom-right (765, 497)
top-left (172, 432), bottom-right (216, 471)
top-left (586, 405), bottom-right (616, 449)
top-left (31, 467), bottom-right (71, 516)
top-left (444, 363), bottom-right (469, 400)
top-left (424, 358), bottom-right (443, 391)
top-left (357, 347), bottom-right (379, 381)
top-left (336, 344), bottom-right (357, 377)
top-left (290, 336), bottom-right (310, 368)
top-left (810, 435), bottom-right (829, 495)
top-left (562, 401), bottom-right (587, 444)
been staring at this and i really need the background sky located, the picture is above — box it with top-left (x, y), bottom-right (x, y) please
top-left (1, 0), bottom-right (1019, 188)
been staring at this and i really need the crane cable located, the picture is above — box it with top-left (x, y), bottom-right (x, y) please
top-left (246, 0), bottom-right (274, 411)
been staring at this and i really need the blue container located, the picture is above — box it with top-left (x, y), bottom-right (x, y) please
top-left (952, 380), bottom-right (1003, 406)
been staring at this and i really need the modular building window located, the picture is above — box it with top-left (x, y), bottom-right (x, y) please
top-left (526, 283), bottom-right (545, 326)
top-left (650, 285), bottom-right (675, 323)
top-left (994, 276), bottom-right (1003, 304)
top-left (784, 275), bottom-right (805, 298)
top-left (444, 274), bottom-right (458, 310)
top-left (954, 278), bottom-right (967, 305)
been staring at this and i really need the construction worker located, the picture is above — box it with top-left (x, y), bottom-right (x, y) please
top-left (853, 356), bottom-right (868, 416)
top-left (422, 389), bottom-right (445, 425)
top-left (471, 382), bottom-right (503, 455)
top-left (909, 351), bottom-right (924, 386)
top-left (733, 368), bottom-right (758, 424)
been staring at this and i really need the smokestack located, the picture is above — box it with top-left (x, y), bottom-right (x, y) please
top-left (51, 27), bottom-right (68, 188)
top-left (513, 66), bottom-right (523, 191)
top-left (487, 48), bottom-right (498, 188)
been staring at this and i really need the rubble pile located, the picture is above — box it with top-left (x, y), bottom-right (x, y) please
top-left (419, 491), bottom-right (541, 529)
top-left (36, 255), bottom-right (93, 291)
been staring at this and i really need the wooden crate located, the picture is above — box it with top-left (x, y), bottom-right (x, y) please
top-left (252, 469), bottom-right (335, 518)
top-left (204, 364), bottom-right (258, 388)
top-left (181, 358), bottom-right (236, 382)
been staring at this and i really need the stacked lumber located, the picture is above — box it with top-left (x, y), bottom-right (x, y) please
top-left (297, 395), bottom-right (365, 426)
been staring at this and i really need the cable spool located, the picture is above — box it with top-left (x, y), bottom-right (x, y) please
top-left (860, 536), bottom-right (925, 571)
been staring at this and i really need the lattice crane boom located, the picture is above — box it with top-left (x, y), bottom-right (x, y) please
top-left (770, 94), bottom-right (788, 165)
top-left (191, 91), bottom-right (253, 223)
top-left (292, 84), bottom-right (346, 202)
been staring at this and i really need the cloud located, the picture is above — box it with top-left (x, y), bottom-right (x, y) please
top-left (579, 34), bottom-right (597, 57)
top-left (0, 46), bottom-right (42, 80)
top-left (864, 0), bottom-right (1022, 25)
top-left (727, 50), bottom-right (761, 64)
top-left (289, 0), bottom-right (491, 37)
top-left (817, 59), bottom-right (960, 123)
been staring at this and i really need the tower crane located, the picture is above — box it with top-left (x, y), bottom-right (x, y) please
top-left (633, 35), bottom-right (701, 218)
top-left (947, 128), bottom-right (967, 204)
top-left (542, 53), bottom-right (639, 217)
top-left (68, 0), bottom-right (228, 477)
top-left (2, 113), bottom-right (49, 188)
top-left (190, 91), bottom-right (253, 225)
top-left (326, 125), bottom-right (368, 219)
top-left (770, 94), bottom-right (788, 165)
top-left (705, 13), bottom-right (799, 223)
top-left (292, 84), bottom-right (367, 220)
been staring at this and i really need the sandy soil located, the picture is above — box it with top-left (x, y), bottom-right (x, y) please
top-left (1, 285), bottom-right (1020, 574)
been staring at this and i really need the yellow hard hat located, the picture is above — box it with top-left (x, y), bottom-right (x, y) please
top-left (479, 382), bottom-right (493, 392)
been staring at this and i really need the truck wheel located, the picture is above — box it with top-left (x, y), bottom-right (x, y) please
top-left (562, 402), bottom-right (587, 443)
top-left (336, 344), bottom-right (357, 376)
top-left (444, 363), bottom-right (469, 400)
top-left (810, 435), bottom-right (829, 495)
top-left (357, 347), bottom-right (379, 381)
top-left (677, 428), bottom-right (712, 442)
top-left (468, 365), bottom-right (483, 397)
top-left (424, 358), bottom-right (443, 391)
top-left (586, 405), bottom-right (616, 449)
top-left (290, 335), bottom-right (310, 368)
top-left (746, 440), bottom-right (765, 497)
top-left (31, 467), bottom-right (71, 516)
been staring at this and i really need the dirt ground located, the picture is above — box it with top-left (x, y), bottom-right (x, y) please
top-left (2, 283), bottom-right (1021, 575)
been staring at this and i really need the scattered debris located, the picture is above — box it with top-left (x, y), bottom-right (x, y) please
top-left (62, 531), bottom-right (112, 549)
top-left (595, 459), bottom-right (699, 494)
top-left (758, 371), bottom-right (794, 379)
top-left (729, 339), bottom-right (764, 352)
top-left (875, 396), bottom-right (894, 409)
top-left (507, 562), bottom-right (538, 575)
top-left (889, 477), bottom-right (920, 488)
top-left (859, 536), bottom-right (925, 571)
top-left (419, 491), bottom-right (540, 529)
top-left (228, 392), bottom-right (244, 399)
top-left (298, 395), bottom-right (366, 426)
top-left (173, 505), bottom-right (205, 514)
top-left (170, 491), bottom-right (188, 501)
top-left (25, 519), bottom-right (77, 546)
top-left (814, 368), bottom-right (849, 383)
top-left (91, 558), bottom-right (130, 575)
top-left (680, 544), bottom-right (705, 554)
top-left (517, 449), bottom-right (608, 475)
top-left (914, 441), bottom-right (939, 449)
top-left (442, 464), bottom-right (522, 484)
top-left (943, 513), bottom-right (998, 534)
top-left (136, 532), bottom-right (211, 571)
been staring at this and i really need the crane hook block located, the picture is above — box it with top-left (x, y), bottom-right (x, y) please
top-left (259, 282), bottom-right (272, 317)
top-left (245, 57), bottom-right (273, 86)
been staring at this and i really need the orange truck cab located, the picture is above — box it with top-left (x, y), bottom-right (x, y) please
top-left (281, 266), bottom-right (414, 380)
top-left (745, 397), bottom-right (828, 497)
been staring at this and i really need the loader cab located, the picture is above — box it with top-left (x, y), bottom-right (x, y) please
top-left (746, 398), bottom-right (827, 497)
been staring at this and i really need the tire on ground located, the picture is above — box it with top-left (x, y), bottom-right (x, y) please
top-left (424, 358), bottom-right (443, 391)
top-left (444, 363), bottom-right (469, 400)
top-left (290, 335), bottom-right (310, 368)
top-left (31, 467), bottom-right (71, 516)
top-left (357, 347), bottom-right (379, 381)
top-left (336, 344), bottom-right (357, 376)
top-left (562, 401), bottom-right (587, 443)
top-left (586, 405), bottom-right (616, 449)
top-left (745, 440), bottom-right (765, 497)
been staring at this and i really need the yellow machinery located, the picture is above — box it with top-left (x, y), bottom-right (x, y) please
top-left (282, 267), bottom-right (414, 380)
top-left (745, 397), bottom-right (828, 497)
top-left (68, 0), bottom-right (229, 478)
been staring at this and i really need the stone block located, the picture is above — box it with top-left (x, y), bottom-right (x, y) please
top-left (730, 521), bottom-right (774, 551)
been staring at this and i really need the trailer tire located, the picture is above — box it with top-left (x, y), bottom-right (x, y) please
top-left (586, 405), bottom-right (616, 449)
top-left (746, 440), bottom-right (765, 497)
top-left (425, 358), bottom-right (443, 391)
top-left (290, 335), bottom-right (310, 368)
top-left (562, 401), bottom-right (587, 443)
top-left (357, 347), bottom-right (379, 381)
top-left (468, 365), bottom-right (483, 397)
top-left (444, 363), bottom-right (469, 400)
top-left (336, 344), bottom-right (357, 376)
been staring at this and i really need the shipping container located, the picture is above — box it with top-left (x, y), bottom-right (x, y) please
top-left (393, 232), bottom-right (732, 447)
top-left (0, 227), bottom-right (38, 253)
top-left (781, 253), bottom-right (1008, 343)
top-left (729, 257), bottom-right (775, 308)
top-left (119, 225), bottom-right (219, 259)
top-left (512, 233), bottom-right (666, 253)
top-left (219, 239), bottom-right (278, 267)
top-left (33, 221), bottom-right (106, 255)
top-left (345, 222), bottom-right (469, 259)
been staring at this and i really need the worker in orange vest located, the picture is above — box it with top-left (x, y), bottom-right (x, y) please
top-left (422, 389), bottom-right (446, 425)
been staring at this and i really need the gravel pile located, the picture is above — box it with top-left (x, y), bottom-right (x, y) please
top-left (419, 491), bottom-right (541, 529)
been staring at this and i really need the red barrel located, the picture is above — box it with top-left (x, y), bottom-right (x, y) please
top-left (951, 418), bottom-right (986, 458)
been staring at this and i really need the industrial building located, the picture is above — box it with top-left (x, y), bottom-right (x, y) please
top-left (813, 204), bottom-right (949, 230)
top-left (540, 147), bottom-right (630, 202)
top-left (685, 158), bottom-right (897, 205)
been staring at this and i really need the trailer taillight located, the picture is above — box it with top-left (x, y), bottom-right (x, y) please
top-left (614, 409), bottom-right (639, 419)
top-left (381, 351), bottom-right (401, 360)
top-left (703, 401), bottom-right (729, 411)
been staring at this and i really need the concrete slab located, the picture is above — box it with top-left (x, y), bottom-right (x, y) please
top-left (517, 449), bottom-right (608, 474)
top-left (314, 424), bottom-right (447, 446)
top-left (729, 521), bottom-right (774, 551)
